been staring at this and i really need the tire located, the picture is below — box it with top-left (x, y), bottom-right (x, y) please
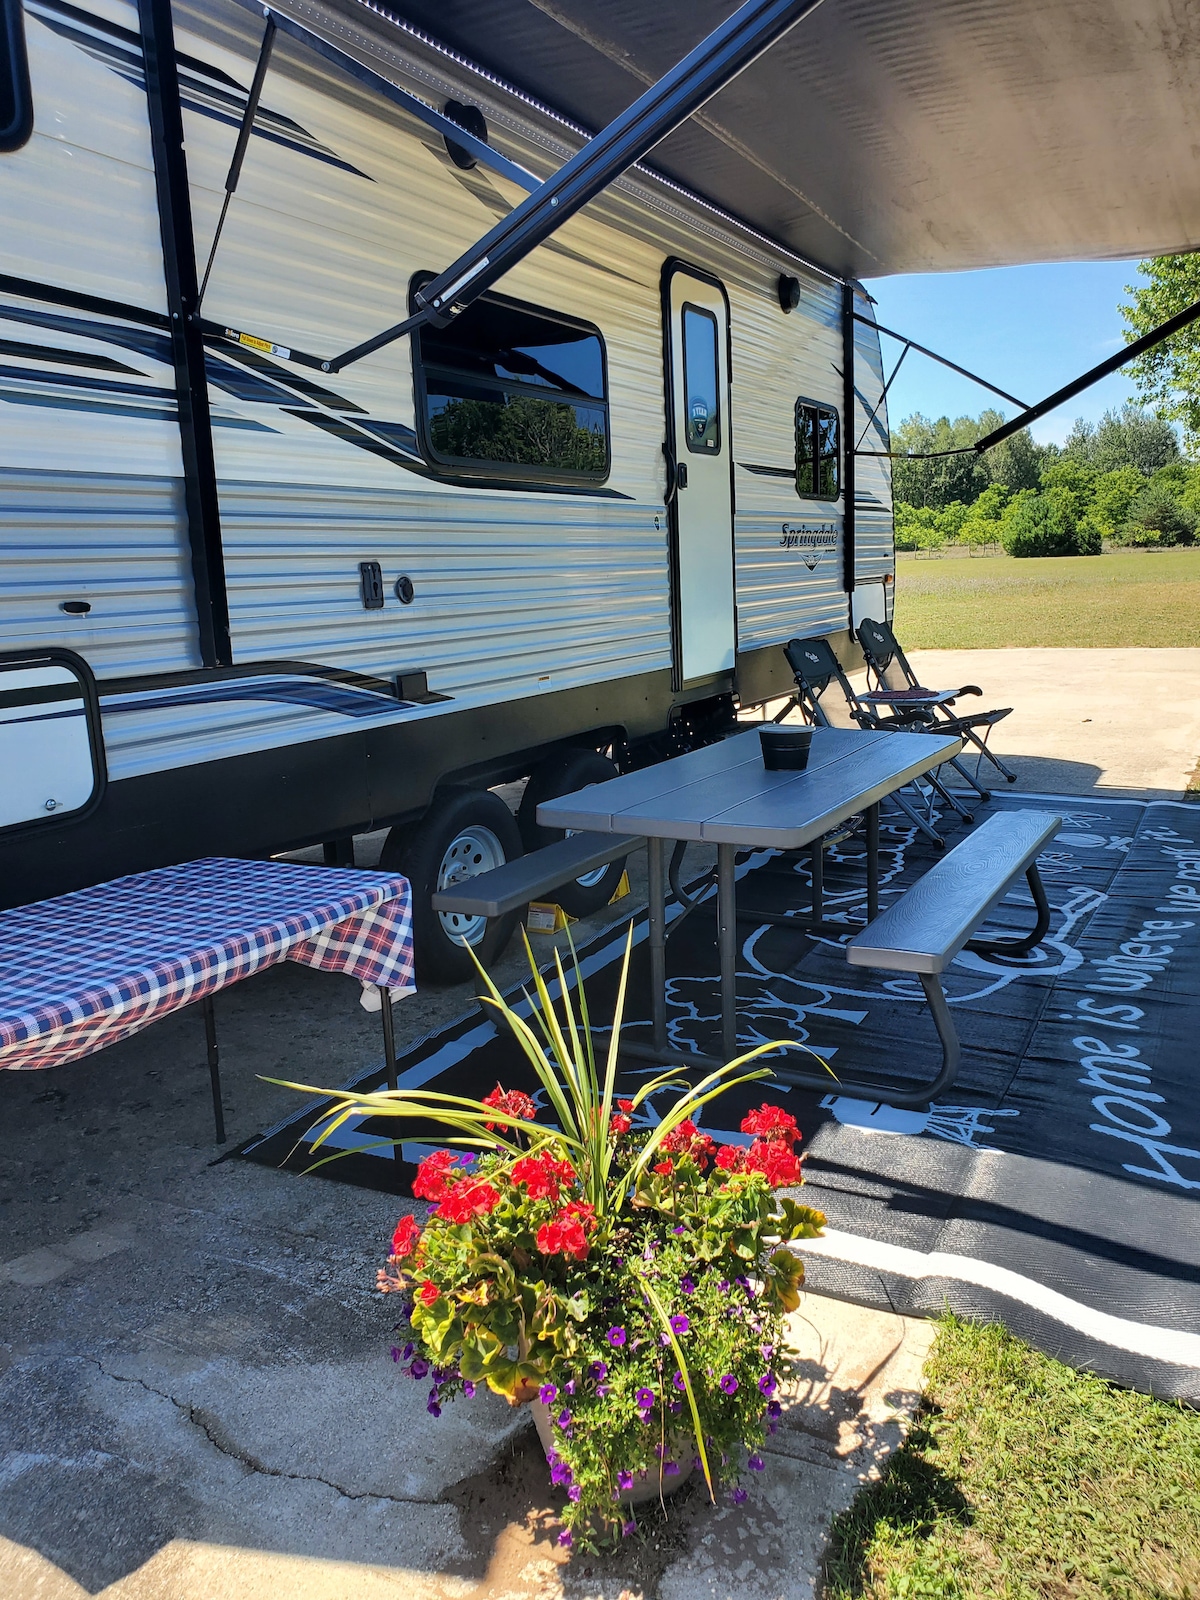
top-left (381, 788), bottom-right (524, 985)
top-left (518, 748), bottom-right (627, 919)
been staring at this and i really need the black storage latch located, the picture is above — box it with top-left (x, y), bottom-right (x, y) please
top-left (359, 561), bottom-right (384, 609)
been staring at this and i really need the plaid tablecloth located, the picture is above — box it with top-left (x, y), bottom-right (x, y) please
top-left (0, 858), bottom-right (415, 1072)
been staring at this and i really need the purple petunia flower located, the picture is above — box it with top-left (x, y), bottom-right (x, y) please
top-left (390, 1347), bottom-right (401, 1362)
top-left (617, 1470), bottom-right (635, 1491)
top-left (596, 1385), bottom-right (610, 1398)
top-left (463, 1381), bottom-right (476, 1398)
top-left (590, 1360), bottom-right (608, 1381)
top-left (681, 1277), bottom-right (696, 1295)
top-left (636, 1387), bottom-right (655, 1409)
top-left (758, 1373), bottom-right (777, 1396)
top-left (402, 1342), bottom-right (414, 1360)
top-left (730, 1486), bottom-right (748, 1505)
top-left (669, 1401), bottom-right (682, 1414)
top-left (550, 1461), bottom-right (572, 1486)
top-left (427, 1398), bottom-right (441, 1417)
top-left (568, 1484), bottom-right (581, 1501)
top-left (607, 1326), bottom-right (627, 1347)
top-left (557, 1409), bottom-right (572, 1429)
top-left (670, 1314), bottom-right (689, 1335)
top-left (767, 1399), bottom-right (782, 1418)
top-left (564, 1380), bottom-right (576, 1396)
top-left (539, 1384), bottom-right (558, 1405)
top-left (748, 1454), bottom-right (764, 1471)
top-left (558, 1530), bottom-right (572, 1548)
top-left (720, 1374), bottom-right (738, 1395)
top-left (673, 1370), bottom-right (687, 1392)
top-left (672, 1224), bottom-right (685, 1234)
top-left (718, 1280), bottom-right (730, 1293)
top-left (410, 1358), bottom-right (429, 1379)
top-left (622, 1519), bottom-right (637, 1537)
top-left (664, 1461), bottom-right (680, 1475)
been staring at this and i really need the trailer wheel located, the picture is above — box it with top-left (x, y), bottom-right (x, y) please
top-left (518, 749), bottom-right (627, 919)
top-left (381, 789), bottom-right (524, 985)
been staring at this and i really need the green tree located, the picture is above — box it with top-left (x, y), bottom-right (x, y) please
top-left (983, 423), bottom-right (1045, 493)
top-left (429, 395), bottom-right (607, 472)
top-left (1121, 254), bottom-right (1200, 450)
top-left (890, 413), bottom-right (991, 509)
top-left (1087, 467), bottom-right (1145, 539)
top-left (1119, 482), bottom-right (1196, 547)
top-left (1001, 491), bottom-right (1100, 557)
top-left (1063, 404), bottom-right (1179, 473)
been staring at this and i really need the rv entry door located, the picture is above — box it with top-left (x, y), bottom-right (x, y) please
top-left (664, 265), bottom-right (735, 686)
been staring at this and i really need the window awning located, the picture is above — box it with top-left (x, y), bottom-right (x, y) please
top-left (342, 0), bottom-right (1200, 280)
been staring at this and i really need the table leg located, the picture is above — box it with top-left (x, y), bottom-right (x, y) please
top-left (378, 986), bottom-right (400, 1162)
top-left (866, 801), bottom-right (880, 922)
top-left (717, 842), bottom-right (738, 1062)
top-left (202, 994), bottom-right (225, 1145)
top-left (811, 839), bottom-right (824, 921)
top-left (647, 836), bottom-right (667, 1053)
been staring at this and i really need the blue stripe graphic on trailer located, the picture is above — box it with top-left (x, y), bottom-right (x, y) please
top-left (102, 678), bottom-right (415, 719)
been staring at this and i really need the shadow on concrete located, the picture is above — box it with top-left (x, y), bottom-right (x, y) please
top-left (947, 751), bottom-right (1183, 801)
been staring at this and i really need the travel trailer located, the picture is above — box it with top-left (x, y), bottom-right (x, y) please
top-left (0, 0), bottom-right (894, 978)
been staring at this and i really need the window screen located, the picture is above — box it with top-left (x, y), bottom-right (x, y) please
top-left (1, 0), bottom-right (34, 153)
top-left (413, 283), bottom-right (609, 483)
top-left (795, 399), bottom-right (840, 499)
top-left (681, 304), bottom-right (720, 454)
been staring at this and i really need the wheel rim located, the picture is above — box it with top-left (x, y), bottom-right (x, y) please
top-left (435, 824), bottom-right (507, 947)
top-left (567, 832), bottom-right (610, 890)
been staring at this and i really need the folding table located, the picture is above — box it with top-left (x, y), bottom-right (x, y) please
top-left (538, 726), bottom-right (960, 1088)
top-left (0, 858), bottom-right (415, 1142)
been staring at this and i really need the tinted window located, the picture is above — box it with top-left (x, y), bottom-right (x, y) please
top-left (1, 0), bottom-right (34, 154)
top-left (682, 305), bottom-right (720, 454)
top-left (795, 399), bottom-right (840, 499)
top-left (414, 285), bottom-right (608, 482)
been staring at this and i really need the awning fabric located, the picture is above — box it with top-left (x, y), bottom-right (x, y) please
top-left (352, 0), bottom-right (1200, 280)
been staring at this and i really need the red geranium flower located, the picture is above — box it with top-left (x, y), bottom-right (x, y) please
top-left (417, 1279), bottom-right (440, 1305)
top-left (617, 1099), bottom-right (635, 1114)
top-left (609, 1112), bottom-right (632, 1137)
top-left (436, 1179), bottom-right (501, 1224)
top-left (511, 1151), bottom-right (576, 1201)
top-left (741, 1104), bottom-right (800, 1143)
top-left (536, 1199), bottom-right (596, 1262)
top-left (715, 1143), bottom-right (747, 1172)
top-left (653, 1158), bottom-right (674, 1177)
top-left (390, 1214), bottom-right (422, 1259)
top-left (412, 1149), bottom-right (463, 1203)
top-left (746, 1138), bottom-right (802, 1188)
top-left (481, 1083), bottom-right (538, 1131)
top-left (659, 1117), bottom-right (716, 1169)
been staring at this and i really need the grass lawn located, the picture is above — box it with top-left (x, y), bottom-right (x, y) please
top-left (894, 547), bottom-right (1200, 648)
top-left (822, 1318), bottom-right (1200, 1600)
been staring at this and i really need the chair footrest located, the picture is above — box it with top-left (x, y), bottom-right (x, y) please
top-left (432, 833), bottom-right (639, 919)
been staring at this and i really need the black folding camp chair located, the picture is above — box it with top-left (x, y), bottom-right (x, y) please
top-left (855, 616), bottom-right (1017, 793)
top-left (780, 636), bottom-right (972, 846)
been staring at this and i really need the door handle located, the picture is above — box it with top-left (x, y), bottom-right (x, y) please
top-left (676, 462), bottom-right (689, 491)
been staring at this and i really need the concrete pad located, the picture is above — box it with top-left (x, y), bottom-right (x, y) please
top-left (901, 648), bottom-right (1200, 796)
top-left (657, 1296), bottom-right (933, 1600)
top-left (0, 1248), bottom-right (75, 1286)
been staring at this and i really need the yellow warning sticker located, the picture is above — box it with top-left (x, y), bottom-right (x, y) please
top-left (226, 329), bottom-right (291, 360)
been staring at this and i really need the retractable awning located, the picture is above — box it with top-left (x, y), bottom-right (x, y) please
top-left (340, 0), bottom-right (1200, 281)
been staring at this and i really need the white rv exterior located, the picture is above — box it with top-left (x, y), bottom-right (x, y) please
top-left (0, 0), bottom-right (894, 972)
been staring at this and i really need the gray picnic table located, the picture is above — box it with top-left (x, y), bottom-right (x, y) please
top-left (537, 725), bottom-right (961, 1086)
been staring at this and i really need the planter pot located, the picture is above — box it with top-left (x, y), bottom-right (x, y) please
top-left (530, 1400), bottom-right (694, 1505)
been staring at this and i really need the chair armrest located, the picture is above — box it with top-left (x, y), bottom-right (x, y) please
top-left (956, 685), bottom-right (983, 697)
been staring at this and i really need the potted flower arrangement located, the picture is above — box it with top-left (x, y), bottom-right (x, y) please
top-left (282, 930), bottom-right (827, 1547)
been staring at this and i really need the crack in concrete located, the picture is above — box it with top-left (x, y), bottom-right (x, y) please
top-left (79, 1357), bottom-right (446, 1509)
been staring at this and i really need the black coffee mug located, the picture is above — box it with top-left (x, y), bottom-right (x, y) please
top-left (759, 724), bottom-right (813, 771)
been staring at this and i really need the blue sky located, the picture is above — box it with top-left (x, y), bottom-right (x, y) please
top-left (861, 260), bottom-right (1149, 446)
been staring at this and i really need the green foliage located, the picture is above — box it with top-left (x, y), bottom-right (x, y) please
top-left (1063, 402), bottom-right (1180, 474)
top-left (273, 929), bottom-right (829, 1546)
top-left (429, 394), bottom-right (607, 472)
top-left (1119, 480), bottom-right (1197, 547)
top-left (1086, 466), bottom-right (1147, 538)
top-left (1000, 490), bottom-right (1100, 558)
top-left (890, 414), bottom-right (993, 509)
top-left (1121, 252), bottom-right (1200, 450)
top-left (822, 1316), bottom-right (1200, 1600)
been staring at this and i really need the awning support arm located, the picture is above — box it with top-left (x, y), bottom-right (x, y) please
top-left (855, 339), bottom-right (908, 451)
top-left (856, 313), bottom-right (1029, 410)
top-left (974, 295), bottom-right (1200, 452)
top-left (326, 0), bottom-right (829, 372)
top-left (197, 15), bottom-right (275, 310)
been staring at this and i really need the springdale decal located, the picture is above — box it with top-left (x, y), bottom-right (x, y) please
top-left (779, 524), bottom-right (838, 571)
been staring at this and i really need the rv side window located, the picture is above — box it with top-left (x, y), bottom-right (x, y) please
top-left (413, 284), bottom-right (609, 484)
top-left (1, 0), bottom-right (34, 153)
top-left (795, 399), bottom-right (840, 499)
top-left (681, 304), bottom-right (720, 454)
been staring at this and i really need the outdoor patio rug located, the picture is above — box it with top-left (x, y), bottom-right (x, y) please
top-left (238, 790), bottom-right (1200, 1399)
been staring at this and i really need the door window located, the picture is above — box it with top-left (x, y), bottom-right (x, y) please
top-left (682, 304), bottom-right (720, 454)
top-left (795, 398), bottom-right (840, 498)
